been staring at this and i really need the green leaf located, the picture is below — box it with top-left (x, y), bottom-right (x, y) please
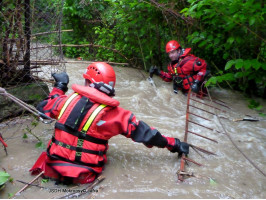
top-left (248, 99), bottom-right (260, 109)
top-left (223, 53), bottom-right (229, 59)
top-left (41, 178), bottom-right (49, 183)
top-left (259, 113), bottom-right (266, 117)
top-left (35, 141), bottom-right (45, 149)
top-left (192, 37), bottom-right (201, 44)
top-left (249, 17), bottom-right (256, 26)
top-left (235, 59), bottom-right (244, 69)
top-left (214, 38), bottom-right (220, 45)
top-left (180, 8), bottom-right (188, 13)
top-left (0, 171), bottom-right (10, 186)
top-left (209, 178), bottom-right (217, 186)
top-left (189, 4), bottom-right (198, 12)
top-left (262, 63), bottom-right (266, 70)
top-left (227, 37), bottom-right (234, 44)
top-left (243, 60), bottom-right (252, 70)
top-left (198, 40), bottom-right (207, 47)
top-left (252, 60), bottom-right (261, 70)
top-left (234, 72), bottom-right (244, 78)
top-left (225, 60), bottom-right (235, 70)
top-left (220, 73), bottom-right (235, 81)
top-left (8, 193), bottom-right (14, 198)
top-left (23, 133), bottom-right (28, 139)
top-left (205, 76), bottom-right (217, 86)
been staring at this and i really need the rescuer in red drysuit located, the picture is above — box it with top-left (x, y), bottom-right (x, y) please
top-left (150, 40), bottom-right (209, 94)
top-left (30, 62), bottom-right (189, 185)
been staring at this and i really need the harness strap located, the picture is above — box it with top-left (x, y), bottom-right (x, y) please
top-left (184, 75), bottom-right (195, 86)
top-left (64, 96), bottom-right (94, 131)
top-left (51, 137), bottom-right (105, 156)
top-left (55, 122), bottom-right (108, 144)
top-left (47, 149), bottom-right (105, 168)
top-left (58, 93), bottom-right (78, 119)
top-left (75, 104), bottom-right (107, 162)
top-left (48, 92), bottom-right (109, 167)
top-left (47, 162), bottom-right (96, 174)
top-left (192, 58), bottom-right (199, 73)
top-left (82, 104), bottom-right (107, 132)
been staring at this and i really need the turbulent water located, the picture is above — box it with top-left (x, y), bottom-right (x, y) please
top-left (0, 62), bottom-right (265, 199)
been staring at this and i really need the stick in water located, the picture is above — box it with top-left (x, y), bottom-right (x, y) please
top-left (14, 171), bottom-right (44, 196)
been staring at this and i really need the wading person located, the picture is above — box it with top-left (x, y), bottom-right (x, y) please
top-left (150, 40), bottom-right (209, 94)
top-left (30, 62), bottom-right (189, 184)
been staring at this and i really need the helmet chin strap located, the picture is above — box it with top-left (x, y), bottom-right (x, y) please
top-left (85, 79), bottom-right (91, 86)
top-left (177, 48), bottom-right (184, 60)
top-left (89, 82), bottom-right (115, 96)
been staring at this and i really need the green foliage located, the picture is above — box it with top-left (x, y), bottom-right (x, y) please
top-left (24, 125), bottom-right (44, 148)
top-left (23, 133), bottom-right (28, 139)
top-left (38, 0), bottom-right (265, 97)
top-left (8, 193), bottom-right (14, 198)
top-left (61, 0), bottom-right (178, 67)
top-left (35, 141), bottom-right (45, 149)
top-left (41, 178), bottom-right (49, 184)
top-left (0, 171), bottom-right (10, 186)
top-left (248, 99), bottom-right (262, 111)
top-left (183, 0), bottom-right (265, 96)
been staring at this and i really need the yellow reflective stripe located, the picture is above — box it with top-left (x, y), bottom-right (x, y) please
top-left (82, 104), bottom-right (107, 132)
top-left (58, 93), bottom-right (79, 120)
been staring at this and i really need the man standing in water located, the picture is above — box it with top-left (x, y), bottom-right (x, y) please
top-left (150, 40), bottom-right (209, 94)
top-left (30, 62), bottom-right (189, 184)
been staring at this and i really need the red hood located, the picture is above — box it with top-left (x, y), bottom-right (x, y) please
top-left (180, 48), bottom-right (191, 57)
top-left (72, 84), bottom-right (120, 107)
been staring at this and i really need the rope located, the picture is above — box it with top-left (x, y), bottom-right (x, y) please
top-left (0, 87), bottom-right (54, 124)
top-left (205, 86), bottom-right (266, 177)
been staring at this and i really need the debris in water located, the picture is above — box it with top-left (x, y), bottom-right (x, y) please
top-left (209, 177), bottom-right (217, 186)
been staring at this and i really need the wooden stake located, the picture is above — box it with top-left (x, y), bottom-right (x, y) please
top-left (14, 171), bottom-right (44, 196)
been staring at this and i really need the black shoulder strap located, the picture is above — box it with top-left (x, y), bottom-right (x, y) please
top-left (64, 96), bottom-right (94, 131)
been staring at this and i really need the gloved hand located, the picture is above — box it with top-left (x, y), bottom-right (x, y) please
top-left (191, 79), bottom-right (200, 93)
top-left (90, 82), bottom-right (115, 96)
top-left (166, 138), bottom-right (189, 155)
top-left (173, 76), bottom-right (183, 93)
top-left (149, 66), bottom-right (160, 78)
top-left (52, 72), bottom-right (69, 92)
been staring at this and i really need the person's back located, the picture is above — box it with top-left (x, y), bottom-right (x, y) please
top-left (31, 62), bottom-right (189, 185)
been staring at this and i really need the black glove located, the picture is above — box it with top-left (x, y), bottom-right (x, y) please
top-left (169, 138), bottom-right (189, 155)
top-left (52, 72), bottom-right (69, 92)
top-left (173, 76), bottom-right (183, 93)
top-left (149, 66), bottom-right (160, 78)
top-left (191, 79), bottom-right (200, 93)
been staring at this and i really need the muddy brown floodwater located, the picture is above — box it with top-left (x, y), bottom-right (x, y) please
top-left (1, 61), bottom-right (266, 199)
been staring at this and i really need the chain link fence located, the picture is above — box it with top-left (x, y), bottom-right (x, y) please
top-left (0, 0), bottom-right (66, 121)
top-left (0, 0), bottom-right (66, 91)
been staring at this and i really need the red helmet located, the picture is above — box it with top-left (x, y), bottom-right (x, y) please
top-left (165, 40), bottom-right (180, 53)
top-left (83, 62), bottom-right (116, 87)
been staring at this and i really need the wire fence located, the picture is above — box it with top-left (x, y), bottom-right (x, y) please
top-left (0, 0), bottom-right (66, 93)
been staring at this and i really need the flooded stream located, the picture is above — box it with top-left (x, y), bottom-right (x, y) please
top-left (0, 62), bottom-right (266, 198)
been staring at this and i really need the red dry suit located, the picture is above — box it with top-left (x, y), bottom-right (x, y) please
top-left (30, 84), bottom-right (177, 184)
top-left (160, 48), bottom-right (208, 91)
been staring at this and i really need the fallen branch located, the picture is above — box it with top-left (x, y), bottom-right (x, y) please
top-left (31, 29), bottom-right (73, 37)
top-left (147, 0), bottom-right (194, 25)
top-left (16, 180), bottom-right (48, 189)
top-left (29, 44), bottom-right (132, 66)
top-left (14, 171), bottom-right (44, 196)
top-left (64, 60), bottom-right (129, 66)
